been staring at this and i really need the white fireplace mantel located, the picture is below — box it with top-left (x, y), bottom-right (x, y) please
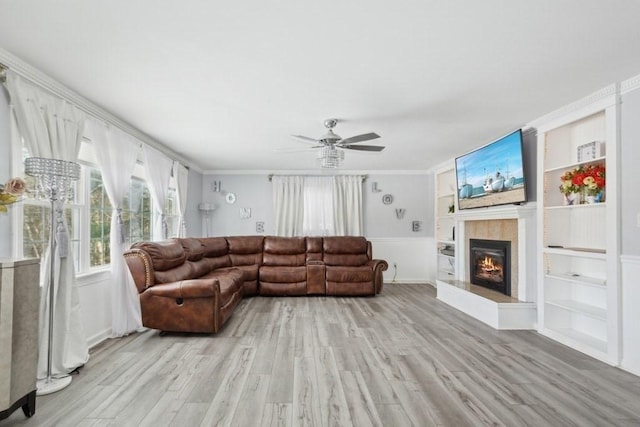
top-left (453, 203), bottom-right (537, 221)
top-left (437, 202), bottom-right (538, 330)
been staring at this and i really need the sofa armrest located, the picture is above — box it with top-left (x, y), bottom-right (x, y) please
top-left (143, 278), bottom-right (221, 299)
top-left (368, 259), bottom-right (389, 294)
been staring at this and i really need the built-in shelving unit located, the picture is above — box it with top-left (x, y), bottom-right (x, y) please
top-left (536, 94), bottom-right (620, 364)
top-left (435, 166), bottom-right (457, 282)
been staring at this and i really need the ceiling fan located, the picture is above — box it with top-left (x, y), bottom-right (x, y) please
top-left (292, 118), bottom-right (384, 168)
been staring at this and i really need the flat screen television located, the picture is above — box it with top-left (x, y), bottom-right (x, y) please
top-left (455, 129), bottom-right (527, 210)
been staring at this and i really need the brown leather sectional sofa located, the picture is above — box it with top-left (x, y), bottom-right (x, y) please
top-left (124, 236), bottom-right (388, 334)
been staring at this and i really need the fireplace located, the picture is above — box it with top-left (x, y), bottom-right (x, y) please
top-left (469, 239), bottom-right (511, 296)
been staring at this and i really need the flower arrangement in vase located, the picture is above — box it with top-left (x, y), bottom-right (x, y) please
top-left (0, 177), bottom-right (27, 213)
top-left (559, 163), bottom-right (605, 205)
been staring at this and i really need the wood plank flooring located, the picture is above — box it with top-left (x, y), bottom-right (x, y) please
top-left (4, 284), bottom-right (640, 426)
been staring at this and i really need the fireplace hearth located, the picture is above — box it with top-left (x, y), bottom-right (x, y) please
top-left (469, 239), bottom-right (511, 296)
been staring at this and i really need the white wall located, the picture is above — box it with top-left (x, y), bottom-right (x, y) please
top-left (619, 83), bottom-right (640, 375)
top-left (620, 87), bottom-right (640, 255)
top-left (185, 167), bottom-right (203, 237)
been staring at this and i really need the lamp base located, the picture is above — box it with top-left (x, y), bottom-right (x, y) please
top-left (36, 376), bottom-right (72, 395)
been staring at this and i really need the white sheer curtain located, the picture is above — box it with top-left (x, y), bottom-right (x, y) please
top-left (5, 72), bottom-right (90, 379)
top-left (88, 119), bottom-right (143, 337)
top-left (272, 175), bottom-right (364, 236)
top-left (142, 145), bottom-right (173, 241)
top-left (303, 176), bottom-right (334, 236)
top-left (174, 161), bottom-right (189, 237)
top-left (333, 175), bottom-right (364, 235)
top-left (272, 175), bottom-right (304, 236)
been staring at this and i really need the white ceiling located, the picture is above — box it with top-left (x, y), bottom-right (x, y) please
top-left (1, 1), bottom-right (640, 172)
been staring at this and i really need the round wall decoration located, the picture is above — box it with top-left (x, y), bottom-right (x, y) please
top-left (382, 194), bottom-right (394, 205)
top-left (225, 192), bottom-right (237, 204)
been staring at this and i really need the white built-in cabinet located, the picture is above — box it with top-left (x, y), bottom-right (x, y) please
top-left (536, 92), bottom-right (620, 365)
top-left (434, 166), bottom-right (457, 282)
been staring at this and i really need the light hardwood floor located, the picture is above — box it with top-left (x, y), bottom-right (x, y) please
top-left (4, 283), bottom-right (640, 426)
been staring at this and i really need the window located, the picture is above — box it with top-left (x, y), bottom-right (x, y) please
top-left (165, 187), bottom-right (179, 238)
top-left (122, 177), bottom-right (152, 245)
top-left (89, 168), bottom-right (112, 267)
top-left (20, 138), bottom-right (154, 274)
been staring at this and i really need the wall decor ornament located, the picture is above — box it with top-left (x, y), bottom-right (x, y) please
top-left (395, 208), bottom-right (406, 219)
top-left (372, 182), bottom-right (381, 193)
top-left (382, 194), bottom-right (393, 205)
top-left (412, 221), bottom-right (422, 232)
top-left (240, 207), bottom-right (251, 219)
top-left (256, 221), bottom-right (265, 233)
top-left (225, 192), bottom-right (237, 204)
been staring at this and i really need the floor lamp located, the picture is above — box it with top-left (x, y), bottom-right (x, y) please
top-left (25, 157), bottom-right (81, 395)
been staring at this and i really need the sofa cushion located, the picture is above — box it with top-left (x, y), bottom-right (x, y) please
top-left (178, 238), bottom-right (204, 261)
top-left (323, 236), bottom-right (369, 266)
top-left (263, 236), bottom-right (306, 266)
top-left (199, 237), bottom-right (232, 269)
top-left (227, 236), bottom-right (264, 266)
top-left (131, 240), bottom-right (186, 271)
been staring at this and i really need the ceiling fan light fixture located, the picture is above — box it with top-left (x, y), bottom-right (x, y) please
top-left (318, 145), bottom-right (344, 168)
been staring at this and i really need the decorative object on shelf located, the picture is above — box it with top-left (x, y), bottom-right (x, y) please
top-left (577, 141), bottom-right (605, 162)
top-left (225, 192), bottom-right (237, 204)
top-left (371, 182), bottom-right (381, 193)
top-left (0, 177), bottom-right (27, 213)
top-left (382, 194), bottom-right (393, 205)
top-left (256, 221), bottom-right (265, 233)
top-left (211, 180), bottom-right (221, 192)
top-left (562, 192), bottom-right (579, 206)
top-left (395, 208), bottom-right (405, 219)
top-left (412, 220), bottom-right (422, 232)
top-left (559, 163), bottom-right (605, 205)
top-left (24, 157), bottom-right (80, 395)
top-left (240, 207), bottom-right (251, 219)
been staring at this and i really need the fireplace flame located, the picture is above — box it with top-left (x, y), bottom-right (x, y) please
top-left (480, 256), bottom-right (502, 274)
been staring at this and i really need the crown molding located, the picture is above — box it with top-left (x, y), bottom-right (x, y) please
top-left (527, 84), bottom-right (619, 132)
top-left (621, 73), bottom-right (640, 95)
top-left (0, 47), bottom-right (199, 171)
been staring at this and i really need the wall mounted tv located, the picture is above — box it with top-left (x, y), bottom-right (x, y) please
top-left (455, 129), bottom-right (527, 210)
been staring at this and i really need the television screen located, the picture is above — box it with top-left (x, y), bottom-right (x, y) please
top-left (455, 129), bottom-right (527, 210)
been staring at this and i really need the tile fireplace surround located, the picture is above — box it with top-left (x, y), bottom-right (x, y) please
top-left (436, 205), bottom-right (537, 329)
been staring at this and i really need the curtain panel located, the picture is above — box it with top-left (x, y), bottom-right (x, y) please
top-left (142, 145), bottom-right (173, 241)
top-left (174, 161), bottom-right (189, 237)
top-left (5, 71), bottom-right (90, 379)
top-left (87, 118), bottom-right (144, 337)
top-left (273, 175), bottom-right (304, 236)
top-left (272, 175), bottom-right (364, 236)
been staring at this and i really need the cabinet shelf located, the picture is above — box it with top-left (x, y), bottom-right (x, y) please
top-left (545, 273), bottom-right (605, 288)
top-left (545, 299), bottom-right (606, 321)
top-left (544, 203), bottom-right (606, 211)
top-left (543, 156), bottom-right (606, 174)
top-left (543, 247), bottom-right (606, 259)
top-left (537, 103), bottom-right (618, 365)
top-left (435, 166), bottom-right (457, 282)
top-left (542, 327), bottom-right (608, 355)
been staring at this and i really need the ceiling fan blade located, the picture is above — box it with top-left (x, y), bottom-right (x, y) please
top-left (339, 132), bottom-right (380, 145)
top-left (341, 144), bottom-right (385, 152)
top-left (291, 134), bottom-right (321, 144)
